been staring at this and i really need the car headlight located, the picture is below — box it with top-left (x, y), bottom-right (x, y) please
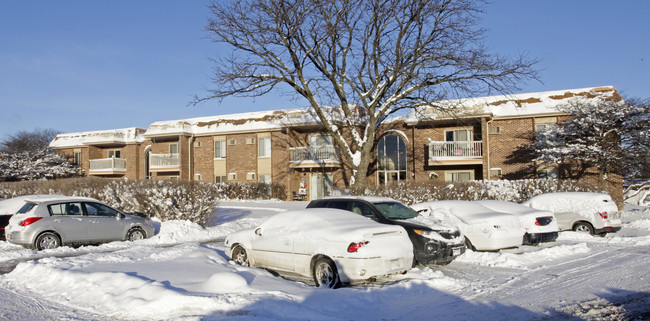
top-left (414, 229), bottom-right (438, 238)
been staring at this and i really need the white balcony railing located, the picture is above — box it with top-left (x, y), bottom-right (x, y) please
top-left (290, 146), bottom-right (340, 166)
top-left (149, 153), bottom-right (180, 171)
top-left (89, 158), bottom-right (126, 175)
top-left (429, 141), bottom-right (482, 160)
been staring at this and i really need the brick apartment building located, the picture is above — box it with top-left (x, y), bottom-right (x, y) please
top-left (50, 86), bottom-right (623, 202)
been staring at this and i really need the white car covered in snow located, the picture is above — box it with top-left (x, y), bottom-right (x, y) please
top-left (477, 200), bottom-right (559, 245)
top-left (224, 208), bottom-right (413, 288)
top-left (522, 192), bottom-right (622, 236)
top-left (411, 201), bottom-right (523, 251)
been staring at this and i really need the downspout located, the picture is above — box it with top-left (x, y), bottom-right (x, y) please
top-left (486, 118), bottom-right (492, 180)
top-left (189, 135), bottom-right (194, 181)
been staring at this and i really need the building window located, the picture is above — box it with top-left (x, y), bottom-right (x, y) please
top-left (214, 140), bottom-right (226, 159)
top-left (246, 137), bottom-right (256, 144)
top-left (258, 137), bottom-right (271, 158)
top-left (377, 134), bottom-right (407, 185)
top-left (228, 173), bottom-right (237, 181)
top-left (445, 170), bottom-right (474, 182)
top-left (169, 176), bottom-right (180, 182)
top-left (310, 134), bottom-right (332, 146)
top-left (169, 143), bottom-right (179, 154)
top-left (259, 174), bottom-right (272, 184)
top-left (228, 138), bottom-right (237, 146)
top-left (445, 129), bottom-right (472, 142)
top-left (246, 172), bottom-right (256, 181)
top-left (73, 152), bottom-right (81, 166)
top-left (107, 150), bottom-right (121, 158)
top-left (537, 168), bottom-right (559, 179)
top-left (215, 175), bottom-right (226, 183)
top-left (489, 168), bottom-right (503, 179)
top-left (194, 174), bottom-right (202, 181)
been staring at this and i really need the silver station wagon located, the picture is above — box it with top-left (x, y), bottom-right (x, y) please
top-left (4, 195), bottom-right (155, 250)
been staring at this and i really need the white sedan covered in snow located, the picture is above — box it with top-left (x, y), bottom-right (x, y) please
top-left (523, 192), bottom-right (622, 236)
top-left (224, 208), bottom-right (413, 288)
top-left (411, 201), bottom-right (523, 251)
top-left (477, 200), bottom-right (559, 245)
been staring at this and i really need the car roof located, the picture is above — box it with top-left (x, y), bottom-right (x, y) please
top-left (312, 196), bottom-right (398, 203)
top-left (18, 195), bottom-right (98, 204)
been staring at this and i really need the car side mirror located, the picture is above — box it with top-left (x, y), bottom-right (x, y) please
top-left (117, 213), bottom-right (124, 221)
top-left (255, 228), bottom-right (262, 236)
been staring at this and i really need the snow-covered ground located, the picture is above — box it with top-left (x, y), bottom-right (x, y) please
top-left (1, 200), bottom-right (649, 320)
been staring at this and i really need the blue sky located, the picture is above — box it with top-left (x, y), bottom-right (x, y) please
top-left (1, 1), bottom-right (648, 140)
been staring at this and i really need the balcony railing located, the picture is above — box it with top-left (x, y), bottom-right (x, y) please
top-left (89, 158), bottom-right (126, 175)
top-left (290, 146), bottom-right (341, 167)
top-left (150, 153), bottom-right (180, 171)
top-left (429, 141), bottom-right (482, 161)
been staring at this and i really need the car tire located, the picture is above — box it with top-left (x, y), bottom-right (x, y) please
top-left (465, 237), bottom-right (477, 251)
top-left (35, 232), bottom-right (61, 250)
top-left (312, 257), bottom-right (341, 289)
top-left (127, 228), bottom-right (146, 241)
top-left (231, 245), bottom-right (249, 267)
top-left (573, 222), bottom-right (595, 235)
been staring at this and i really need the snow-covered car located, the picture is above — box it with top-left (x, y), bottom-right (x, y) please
top-left (522, 192), bottom-right (622, 236)
top-left (477, 200), bottom-right (559, 245)
top-left (5, 195), bottom-right (155, 250)
top-left (307, 196), bottom-right (465, 265)
top-left (224, 208), bottom-right (413, 288)
top-left (411, 201), bottom-right (523, 251)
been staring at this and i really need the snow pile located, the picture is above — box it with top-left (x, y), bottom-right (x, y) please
top-left (456, 243), bottom-right (590, 269)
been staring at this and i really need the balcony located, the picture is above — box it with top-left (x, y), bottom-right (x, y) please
top-left (89, 158), bottom-right (126, 176)
top-left (150, 153), bottom-right (180, 172)
top-left (290, 146), bottom-right (341, 168)
top-left (428, 141), bottom-right (483, 165)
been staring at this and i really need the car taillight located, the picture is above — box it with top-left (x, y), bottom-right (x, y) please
top-left (19, 217), bottom-right (43, 226)
top-left (347, 241), bottom-right (369, 253)
top-left (493, 225), bottom-right (501, 229)
top-left (598, 212), bottom-right (608, 219)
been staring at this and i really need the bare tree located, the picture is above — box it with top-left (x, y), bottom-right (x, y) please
top-left (197, 0), bottom-right (538, 189)
top-left (0, 128), bottom-right (60, 154)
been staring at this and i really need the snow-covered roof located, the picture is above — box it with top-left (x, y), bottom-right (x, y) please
top-left (404, 86), bottom-right (620, 122)
top-left (144, 108), bottom-right (326, 137)
top-left (49, 127), bottom-right (146, 149)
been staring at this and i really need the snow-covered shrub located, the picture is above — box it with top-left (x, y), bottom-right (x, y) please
top-left (0, 150), bottom-right (77, 181)
top-left (361, 179), bottom-right (604, 205)
top-left (0, 178), bottom-right (286, 225)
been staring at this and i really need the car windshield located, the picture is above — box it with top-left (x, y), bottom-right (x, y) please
top-left (373, 202), bottom-right (419, 220)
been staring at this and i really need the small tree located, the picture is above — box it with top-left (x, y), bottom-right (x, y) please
top-left (0, 128), bottom-right (59, 154)
top-left (534, 98), bottom-right (649, 185)
top-left (197, 0), bottom-right (537, 190)
top-left (0, 128), bottom-right (77, 182)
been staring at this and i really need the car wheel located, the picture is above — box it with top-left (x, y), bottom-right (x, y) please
top-left (313, 257), bottom-right (341, 289)
top-left (127, 228), bottom-right (146, 241)
top-left (464, 237), bottom-right (477, 251)
top-left (35, 232), bottom-right (61, 250)
top-left (573, 222), bottom-right (595, 235)
top-left (231, 245), bottom-right (249, 267)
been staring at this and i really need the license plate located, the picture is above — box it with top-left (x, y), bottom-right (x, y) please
top-left (453, 248), bottom-right (462, 256)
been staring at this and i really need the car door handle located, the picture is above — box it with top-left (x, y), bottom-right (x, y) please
top-left (53, 219), bottom-right (63, 223)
